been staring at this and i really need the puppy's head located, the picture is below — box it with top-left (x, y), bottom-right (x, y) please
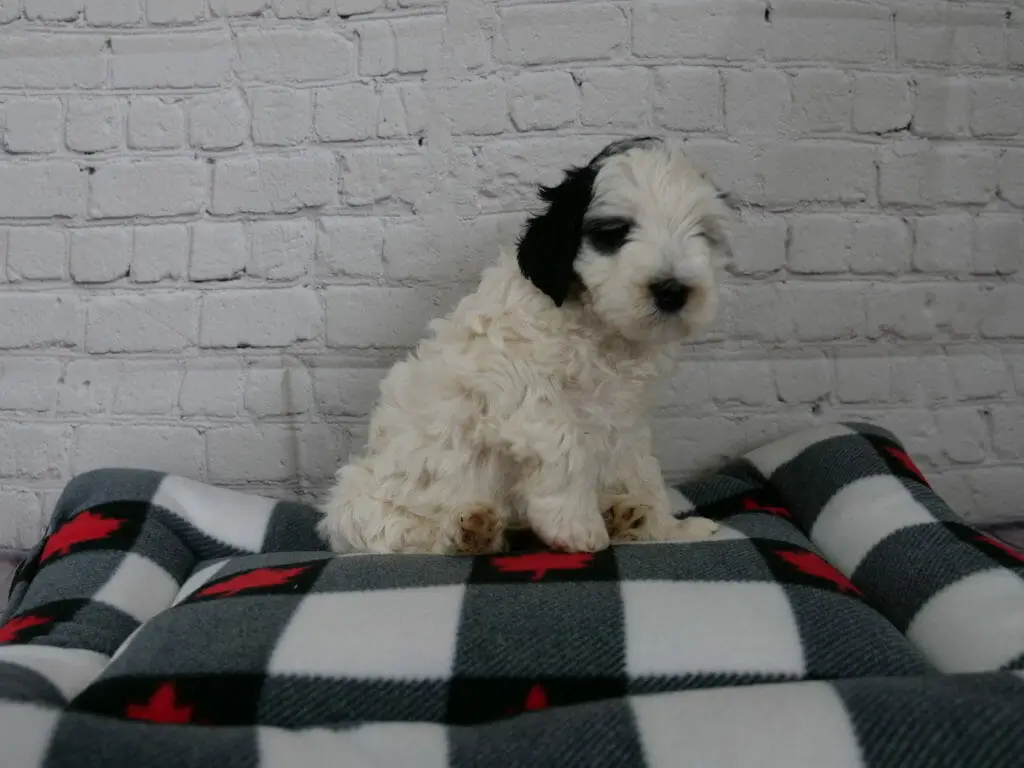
top-left (517, 137), bottom-right (731, 343)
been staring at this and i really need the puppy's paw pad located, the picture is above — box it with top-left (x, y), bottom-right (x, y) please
top-left (670, 515), bottom-right (719, 541)
top-left (456, 506), bottom-right (506, 555)
top-left (603, 498), bottom-right (651, 540)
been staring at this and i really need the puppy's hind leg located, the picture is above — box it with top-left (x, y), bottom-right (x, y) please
top-left (320, 459), bottom-right (507, 555)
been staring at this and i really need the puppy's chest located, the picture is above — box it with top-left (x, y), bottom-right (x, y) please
top-left (562, 367), bottom-right (646, 434)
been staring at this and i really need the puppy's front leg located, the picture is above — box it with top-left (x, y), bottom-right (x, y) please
top-left (506, 418), bottom-right (609, 553)
top-left (603, 428), bottom-right (718, 543)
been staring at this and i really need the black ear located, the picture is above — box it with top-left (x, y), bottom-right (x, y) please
top-left (516, 166), bottom-right (596, 307)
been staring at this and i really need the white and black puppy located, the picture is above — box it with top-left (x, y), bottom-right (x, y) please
top-left (320, 137), bottom-right (731, 555)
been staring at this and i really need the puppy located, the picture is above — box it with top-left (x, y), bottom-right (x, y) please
top-left (319, 136), bottom-right (731, 555)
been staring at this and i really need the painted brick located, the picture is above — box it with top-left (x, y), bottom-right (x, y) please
top-left (935, 408), bottom-right (989, 464)
top-left (579, 68), bottom-right (652, 130)
top-left (0, 162), bottom-right (87, 218)
top-left (325, 286), bottom-right (454, 348)
top-left (653, 67), bottom-right (722, 132)
top-left (0, 295), bottom-right (80, 349)
top-left (311, 366), bottom-right (385, 417)
top-left (792, 70), bottom-right (850, 134)
top-left (633, 1), bottom-right (765, 62)
top-left (200, 289), bottom-right (322, 348)
top-left (773, 355), bottom-right (831, 405)
top-left (402, 78), bottom-right (509, 136)
top-left (948, 348), bottom-right (1010, 400)
top-left (206, 423), bottom-right (343, 484)
top-left (852, 74), bottom-right (911, 134)
top-left (66, 97), bottom-right (123, 154)
top-left (73, 425), bottom-right (203, 477)
top-left (234, 28), bottom-right (355, 83)
top-left (205, 423), bottom-right (346, 483)
top-left (316, 217), bottom-right (384, 278)
top-left (709, 358), bottom-right (775, 406)
top-left (0, 35), bottom-right (106, 89)
top-left (970, 79), bottom-right (1024, 138)
top-left (250, 220), bottom-right (314, 281)
top-left (251, 87), bottom-right (312, 146)
top-left (211, 151), bottom-right (336, 214)
top-left (3, 98), bottom-right (63, 154)
top-left (879, 140), bottom-right (997, 205)
top-left (180, 361), bottom-right (244, 417)
top-left (7, 228), bottom-right (67, 282)
top-left (89, 158), bottom-right (207, 218)
top-left (767, 1), bottom-right (891, 65)
top-left (790, 215), bottom-right (911, 275)
top-left (973, 215), bottom-right (1023, 276)
top-left (26, 0), bottom-right (82, 21)
top-left (725, 69), bottom-right (791, 136)
top-left (111, 32), bottom-right (233, 88)
top-left (913, 77), bottom-right (971, 139)
top-left (991, 406), bottom-right (1024, 461)
top-left (189, 90), bottom-right (250, 150)
top-left (314, 84), bottom-right (379, 142)
top-left (912, 215), bottom-right (974, 274)
top-left (86, 294), bottom-right (199, 353)
top-left (132, 224), bottom-right (190, 283)
top-left (999, 150), bottom-right (1024, 207)
top-left (727, 212), bottom-right (787, 275)
top-left (245, 365), bottom-right (314, 417)
top-left (497, 3), bottom-right (625, 65)
top-left (509, 71), bottom-right (579, 132)
top-left (0, 359), bottom-right (61, 412)
top-left (70, 227), bottom-right (133, 284)
top-left (190, 222), bottom-right (248, 282)
top-left (147, 0), bottom-right (204, 23)
top-left (980, 286), bottom-right (1024, 339)
top-left (382, 214), bottom-right (521, 283)
top-left (57, 360), bottom-right (119, 415)
top-left (0, 425), bottom-right (69, 481)
top-left (127, 97), bottom-right (186, 150)
top-left (111, 362), bottom-right (185, 416)
top-left (896, 6), bottom-right (1007, 67)
top-left (757, 142), bottom-right (876, 205)
top-left (86, 0), bottom-right (139, 25)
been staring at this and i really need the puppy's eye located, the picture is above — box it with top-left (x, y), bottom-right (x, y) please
top-left (585, 218), bottom-right (633, 254)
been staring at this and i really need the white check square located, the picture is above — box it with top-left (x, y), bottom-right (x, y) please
top-left (0, 646), bottom-right (109, 701)
top-left (258, 722), bottom-right (448, 768)
top-left (152, 475), bottom-right (275, 552)
top-left (0, 702), bottom-right (60, 768)
top-left (269, 585), bottom-right (465, 679)
top-left (908, 567), bottom-right (1024, 673)
top-left (93, 552), bottom-right (180, 623)
top-left (632, 681), bottom-right (863, 768)
top-left (623, 581), bottom-right (805, 677)
top-left (811, 475), bottom-right (936, 574)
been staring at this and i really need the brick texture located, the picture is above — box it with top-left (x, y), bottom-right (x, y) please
top-left (0, 0), bottom-right (1021, 553)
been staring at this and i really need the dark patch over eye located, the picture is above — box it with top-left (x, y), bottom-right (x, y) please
top-left (584, 218), bottom-right (633, 254)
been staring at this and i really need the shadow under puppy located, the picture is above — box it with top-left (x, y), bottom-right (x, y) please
top-left (320, 136), bottom-right (732, 555)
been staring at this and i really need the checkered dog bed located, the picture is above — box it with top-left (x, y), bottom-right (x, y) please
top-left (2, 422), bottom-right (1023, 767)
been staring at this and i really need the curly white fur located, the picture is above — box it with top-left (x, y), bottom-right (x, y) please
top-left (320, 138), bottom-right (731, 555)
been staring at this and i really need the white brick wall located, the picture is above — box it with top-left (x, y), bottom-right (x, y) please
top-left (0, 0), bottom-right (1022, 551)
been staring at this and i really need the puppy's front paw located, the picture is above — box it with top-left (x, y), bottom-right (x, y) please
top-left (454, 505), bottom-right (507, 555)
top-left (540, 516), bottom-right (610, 553)
top-left (667, 515), bottom-right (719, 541)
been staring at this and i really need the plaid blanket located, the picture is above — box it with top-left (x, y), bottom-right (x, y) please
top-left (1, 422), bottom-right (1023, 767)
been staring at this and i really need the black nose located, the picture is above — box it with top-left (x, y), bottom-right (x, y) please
top-left (649, 278), bottom-right (691, 313)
